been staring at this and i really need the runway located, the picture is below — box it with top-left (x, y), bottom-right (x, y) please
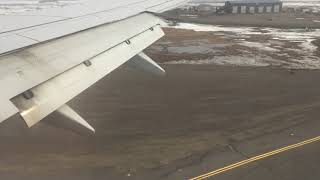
top-left (0, 64), bottom-right (320, 179)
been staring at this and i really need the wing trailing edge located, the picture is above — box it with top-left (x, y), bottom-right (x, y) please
top-left (56, 105), bottom-right (95, 133)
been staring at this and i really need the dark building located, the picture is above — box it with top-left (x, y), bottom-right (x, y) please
top-left (225, 0), bottom-right (283, 14)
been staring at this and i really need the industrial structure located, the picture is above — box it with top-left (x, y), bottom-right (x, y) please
top-left (225, 0), bottom-right (283, 14)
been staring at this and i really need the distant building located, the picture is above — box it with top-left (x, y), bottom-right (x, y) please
top-left (225, 0), bottom-right (283, 14)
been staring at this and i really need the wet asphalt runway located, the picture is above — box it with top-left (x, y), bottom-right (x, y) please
top-left (0, 64), bottom-right (320, 180)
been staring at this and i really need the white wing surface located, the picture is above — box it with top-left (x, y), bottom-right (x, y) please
top-left (0, 0), bottom-right (188, 132)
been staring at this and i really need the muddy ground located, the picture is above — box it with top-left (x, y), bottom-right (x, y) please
top-left (1, 65), bottom-right (320, 179)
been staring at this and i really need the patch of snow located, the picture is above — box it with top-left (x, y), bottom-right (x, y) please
top-left (165, 56), bottom-right (273, 67)
top-left (167, 23), bottom-right (259, 35)
top-left (169, 23), bottom-right (320, 42)
top-left (168, 22), bottom-right (320, 55)
top-left (300, 39), bottom-right (318, 52)
top-left (240, 42), bottom-right (280, 52)
top-left (165, 22), bottom-right (320, 69)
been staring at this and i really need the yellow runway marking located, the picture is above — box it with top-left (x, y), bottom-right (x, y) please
top-left (190, 135), bottom-right (320, 180)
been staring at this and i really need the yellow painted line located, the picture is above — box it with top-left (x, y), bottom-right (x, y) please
top-left (190, 135), bottom-right (320, 180)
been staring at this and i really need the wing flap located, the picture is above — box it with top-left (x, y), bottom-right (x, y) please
top-left (10, 24), bottom-right (164, 127)
top-left (128, 52), bottom-right (166, 77)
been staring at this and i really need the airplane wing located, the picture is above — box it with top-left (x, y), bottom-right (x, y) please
top-left (0, 0), bottom-right (188, 132)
